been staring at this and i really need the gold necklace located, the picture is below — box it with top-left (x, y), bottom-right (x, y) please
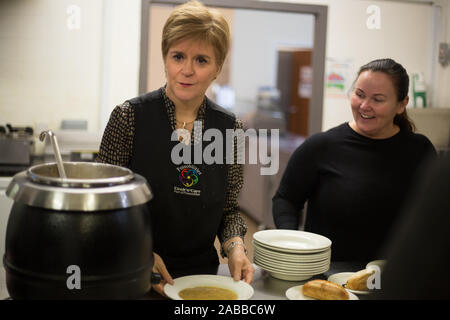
top-left (176, 119), bottom-right (195, 129)
top-left (175, 119), bottom-right (195, 145)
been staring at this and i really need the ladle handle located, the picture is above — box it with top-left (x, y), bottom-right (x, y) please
top-left (39, 130), bottom-right (67, 179)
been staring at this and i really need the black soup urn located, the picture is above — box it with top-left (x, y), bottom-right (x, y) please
top-left (4, 162), bottom-right (154, 299)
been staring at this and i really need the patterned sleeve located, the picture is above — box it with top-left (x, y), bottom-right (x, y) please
top-left (96, 101), bottom-right (134, 168)
top-left (218, 118), bottom-right (248, 257)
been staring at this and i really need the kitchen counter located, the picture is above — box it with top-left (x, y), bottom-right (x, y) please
top-left (0, 265), bottom-right (7, 299)
top-left (0, 154), bottom-right (72, 178)
top-left (142, 261), bottom-right (371, 300)
top-left (0, 262), bottom-right (372, 300)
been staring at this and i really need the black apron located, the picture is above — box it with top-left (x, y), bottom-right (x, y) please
top-left (128, 88), bottom-right (235, 277)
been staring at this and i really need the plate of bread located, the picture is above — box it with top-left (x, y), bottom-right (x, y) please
top-left (286, 280), bottom-right (358, 300)
top-left (327, 268), bottom-right (377, 295)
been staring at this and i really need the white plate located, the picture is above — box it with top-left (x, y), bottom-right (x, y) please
top-left (254, 257), bottom-right (330, 275)
top-left (253, 242), bottom-right (331, 262)
top-left (270, 272), bottom-right (313, 281)
top-left (253, 255), bottom-right (330, 270)
top-left (163, 275), bottom-right (254, 300)
top-left (327, 272), bottom-right (371, 295)
top-left (286, 285), bottom-right (359, 300)
top-left (253, 253), bottom-right (330, 270)
top-left (253, 230), bottom-right (332, 253)
top-left (253, 239), bottom-right (331, 254)
top-left (253, 247), bottom-right (330, 264)
top-left (254, 256), bottom-right (330, 272)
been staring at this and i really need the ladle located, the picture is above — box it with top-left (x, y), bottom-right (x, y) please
top-left (39, 130), bottom-right (67, 179)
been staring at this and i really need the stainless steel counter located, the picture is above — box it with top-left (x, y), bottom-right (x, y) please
top-left (1, 261), bottom-right (372, 300)
top-left (143, 261), bottom-right (372, 300)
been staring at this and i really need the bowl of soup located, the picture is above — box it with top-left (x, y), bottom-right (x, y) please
top-left (164, 275), bottom-right (254, 300)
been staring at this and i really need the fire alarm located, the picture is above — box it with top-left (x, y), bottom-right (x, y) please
top-left (439, 43), bottom-right (450, 67)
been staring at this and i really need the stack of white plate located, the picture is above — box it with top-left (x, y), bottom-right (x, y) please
top-left (253, 229), bottom-right (332, 281)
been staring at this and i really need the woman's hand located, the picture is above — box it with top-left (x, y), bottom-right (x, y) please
top-left (151, 252), bottom-right (174, 297)
top-left (225, 239), bottom-right (254, 284)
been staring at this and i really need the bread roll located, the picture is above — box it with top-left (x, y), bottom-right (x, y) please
top-left (345, 268), bottom-right (376, 291)
top-left (302, 280), bottom-right (349, 300)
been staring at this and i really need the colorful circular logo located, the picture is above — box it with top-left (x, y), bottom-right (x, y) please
top-left (179, 168), bottom-right (199, 187)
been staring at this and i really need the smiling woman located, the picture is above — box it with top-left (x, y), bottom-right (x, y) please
top-left (349, 59), bottom-right (414, 139)
top-left (350, 72), bottom-right (405, 139)
top-left (272, 58), bottom-right (437, 262)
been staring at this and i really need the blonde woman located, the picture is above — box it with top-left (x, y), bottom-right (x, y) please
top-left (97, 1), bottom-right (253, 296)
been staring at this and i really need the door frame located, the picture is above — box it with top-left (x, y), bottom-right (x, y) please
top-left (139, 0), bottom-right (327, 135)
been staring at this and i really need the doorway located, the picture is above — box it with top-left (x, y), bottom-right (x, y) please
top-left (139, 0), bottom-right (327, 136)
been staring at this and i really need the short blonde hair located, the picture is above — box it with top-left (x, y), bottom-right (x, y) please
top-left (162, 0), bottom-right (230, 70)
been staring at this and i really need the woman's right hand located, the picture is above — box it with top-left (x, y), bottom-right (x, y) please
top-left (152, 252), bottom-right (174, 297)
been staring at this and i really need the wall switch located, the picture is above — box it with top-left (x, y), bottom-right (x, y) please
top-left (439, 43), bottom-right (450, 67)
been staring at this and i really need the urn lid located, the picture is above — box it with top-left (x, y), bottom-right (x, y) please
top-left (6, 162), bottom-right (153, 211)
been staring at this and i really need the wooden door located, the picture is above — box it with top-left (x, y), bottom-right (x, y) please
top-left (277, 49), bottom-right (312, 136)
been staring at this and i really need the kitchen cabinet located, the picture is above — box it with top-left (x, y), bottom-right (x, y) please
top-left (408, 107), bottom-right (450, 156)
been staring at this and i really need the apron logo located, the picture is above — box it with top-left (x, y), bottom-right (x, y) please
top-left (179, 168), bottom-right (199, 187)
top-left (174, 165), bottom-right (202, 196)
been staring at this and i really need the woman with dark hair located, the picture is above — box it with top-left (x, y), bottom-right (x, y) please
top-left (352, 58), bottom-right (415, 135)
top-left (272, 58), bottom-right (437, 262)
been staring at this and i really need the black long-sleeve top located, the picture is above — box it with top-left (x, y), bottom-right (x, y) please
top-left (272, 123), bottom-right (437, 261)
